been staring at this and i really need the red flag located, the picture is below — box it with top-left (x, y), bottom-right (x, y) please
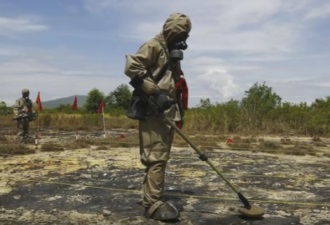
top-left (175, 69), bottom-right (189, 110)
top-left (35, 91), bottom-right (42, 112)
top-left (226, 138), bottom-right (234, 145)
top-left (72, 96), bottom-right (78, 110)
top-left (97, 99), bottom-right (105, 113)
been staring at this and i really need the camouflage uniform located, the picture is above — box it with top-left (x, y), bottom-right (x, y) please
top-left (13, 89), bottom-right (35, 141)
top-left (124, 13), bottom-right (191, 215)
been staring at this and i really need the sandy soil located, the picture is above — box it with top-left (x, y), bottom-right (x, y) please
top-left (0, 130), bottom-right (329, 225)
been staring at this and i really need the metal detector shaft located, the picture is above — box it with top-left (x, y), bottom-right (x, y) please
top-left (165, 117), bottom-right (252, 208)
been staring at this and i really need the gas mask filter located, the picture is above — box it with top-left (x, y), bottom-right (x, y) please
top-left (169, 34), bottom-right (189, 61)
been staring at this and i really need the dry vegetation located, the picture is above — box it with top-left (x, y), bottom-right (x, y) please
top-left (0, 114), bottom-right (329, 158)
top-left (0, 143), bottom-right (35, 155)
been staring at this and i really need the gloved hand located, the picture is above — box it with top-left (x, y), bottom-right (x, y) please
top-left (16, 113), bottom-right (27, 120)
top-left (141, 78), bottom-right (160, 95)
top-left (150, 93), bottom-right (177, 112)
top-left (129, 76), bottom-right (160, 96)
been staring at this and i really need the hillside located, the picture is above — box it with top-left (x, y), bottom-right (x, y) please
top-left (42, 95), bottom-right (87, 109)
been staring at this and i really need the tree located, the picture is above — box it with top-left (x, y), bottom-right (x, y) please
top-left (0, 101), bottom-right (10, 115)
top-left (311, 96), bottom-right (330, 110)
top-left (241, 82), bottom-right (281, 128)
top-left (105, 84), bottom-right (132, 109)
top-left (222, 99), bottom-right (242, 132)
top-left (198, 98), bottom-right (212, 109)
top-left (0, 101), bottom-right (6, 108)
top-left (83, 88), bottom-right (105, 113)
top-left (54, 104), bottom-right (73, 113)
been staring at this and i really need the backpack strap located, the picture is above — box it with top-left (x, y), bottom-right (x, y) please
top-left (154, 38), bottom-right (170, 60)
top-left (153, 38), bottom-right (170, 84)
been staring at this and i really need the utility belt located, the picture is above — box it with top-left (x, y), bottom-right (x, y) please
top-left (13, 112), bottom-right (37, 121)
top-left (126, 89), bottom-right (150, 120)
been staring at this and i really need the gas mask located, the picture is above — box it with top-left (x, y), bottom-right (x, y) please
top-left (169, 33), bottom-right (189, 61)
top-left (22, 89), bottom-right (30, 99)
top-left (173, 41), bottom-right (188, 50)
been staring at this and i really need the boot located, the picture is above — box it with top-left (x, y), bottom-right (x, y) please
top-left (144, 201), bottom-right (180, 221)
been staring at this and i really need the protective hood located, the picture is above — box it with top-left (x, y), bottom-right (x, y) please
top-left (162, 13), bottom-right (191, 44)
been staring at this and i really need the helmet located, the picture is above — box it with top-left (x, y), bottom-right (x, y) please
top-left (22, 88), bottom-right (29, 94)
top-left (22, 88), bottom-right (30, 97)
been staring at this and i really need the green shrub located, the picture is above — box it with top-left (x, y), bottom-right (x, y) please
top-left (0, 144), bottom-right (35, 155)
top-left (40, 142), bottom-right (64, 152)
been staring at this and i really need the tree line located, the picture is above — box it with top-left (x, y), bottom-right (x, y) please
top-left (1, 82), bottom-right (329, 136)
top-left (189, 82), bottom-right (330, 136)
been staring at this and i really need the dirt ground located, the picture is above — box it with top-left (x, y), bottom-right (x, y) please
top-left (0, 129), bottom-right (329, 225)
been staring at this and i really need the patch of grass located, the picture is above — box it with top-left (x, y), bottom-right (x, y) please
top-left (0, 135), bottom-right (9, 143)
top-left (118, 142), bottom-right (130, 147)
top-left (248, 137), bottom-right (258, 143)
top-left (233, 137), bottom-right (256, 144)
top-left (312, 137), bottom-right (322, 142)
top-left (40, 142), bottom-right (65, 152)
top-left (0, 144), bottom-right (35, 155)
top-left (59, 134), bottom-right (140, 150)
top-left (107, 134), bottom-right (139, 148)
top-left (228, 142), bottom-right (252, 151)
top-left (95, 145), bottom-right (109, 150)
top-left (233, 135), bottom-right (241, 141)
top-left (313, 142), bottom-right (327, 147)
top-left (183, 134), bottom-right (225, 149)
top-left (285, 144), bottom-right (316, 156)
top-left (285, 149), bottom-right (306, 156)
top-left (255, 141), bottom-right (285, 154)
top-left (259, 141), bottom-right (281, 150)
top-left (323, 153), bottom-right (330, 158)
top-left (63, 139), bottom-right (94, 149)
top-left (280, 138), bottom-right (293, 145)
top-left (173, 133), bottom-right (190, 147)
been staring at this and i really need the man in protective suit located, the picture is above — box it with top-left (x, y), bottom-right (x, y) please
top-left (124, 13), bottom-right (191, 221)
top-left (13, 88), bottom-right (36, 142)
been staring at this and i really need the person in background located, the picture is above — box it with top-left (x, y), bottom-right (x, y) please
top-left (13, 88), bottom-right (36, 142)
top-left (124, 12), bottom-right (192, 221)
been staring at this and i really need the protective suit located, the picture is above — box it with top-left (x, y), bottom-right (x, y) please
top-left (124, 13), bottom-right (191, 220)
top-left (13, 89), bottom-right (35, 142)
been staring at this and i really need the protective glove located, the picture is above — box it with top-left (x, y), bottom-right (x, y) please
top-left (17, 113), bottom-right (27, 119)
top-left (150, 93), bottom-right (177, 112)
top-left (129, 76), bottom-right (160, 96)
top-left (141, 78), bottom-right (160, 95)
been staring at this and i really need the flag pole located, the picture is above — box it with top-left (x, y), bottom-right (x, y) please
top-left (35, 110), bottom-right (40, 149)
top-left (37, 111), bottom-right (40, 132)
top-left (35, 91), bottom-right (42, 149)
top-left (102, 106), bottom-right (106, 138)
top-left (72, 96), bottom-right (78, 140)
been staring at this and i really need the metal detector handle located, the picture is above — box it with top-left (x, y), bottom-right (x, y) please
top-left (164, 117), bottom-right (240, 194)
top-left (165, 117), bottom-right (252, 209)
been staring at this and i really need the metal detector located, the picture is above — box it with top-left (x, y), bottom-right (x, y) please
top-left (164, 117), bottom-right (265, 218)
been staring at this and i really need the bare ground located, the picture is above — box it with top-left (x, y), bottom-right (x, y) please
top-left (0, 129), bottom-right (329, 225)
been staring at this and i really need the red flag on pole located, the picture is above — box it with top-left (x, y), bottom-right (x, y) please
top-left (72, 96), bottom-right (78, 110)
top-left (97, 99), bottom-right (105, 113)
top-left (35, 91), bottom-right (42, 112)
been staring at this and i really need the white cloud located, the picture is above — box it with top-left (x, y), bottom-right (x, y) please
top-left (65, 4), bottom-right (79, 14)
top-left (1, 0), bottom-right (330, 107)
top-left (0, 48), bottom-right (24, 57)
top-left (0, 46), bottom-right (127, 106)
top-left (0, 17), bottom-right (48, 36)
top-left (304, 3), bottom-right (330, 20)
top-left (197, 69), bottom-right (239, 99)
top-left (185, 56), bottom-right (240, 102)
top-left (0, 59), bottom-right (56, 74)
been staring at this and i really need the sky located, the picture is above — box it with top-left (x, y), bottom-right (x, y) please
top-left (0, 0), bottom-right (330, 107)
